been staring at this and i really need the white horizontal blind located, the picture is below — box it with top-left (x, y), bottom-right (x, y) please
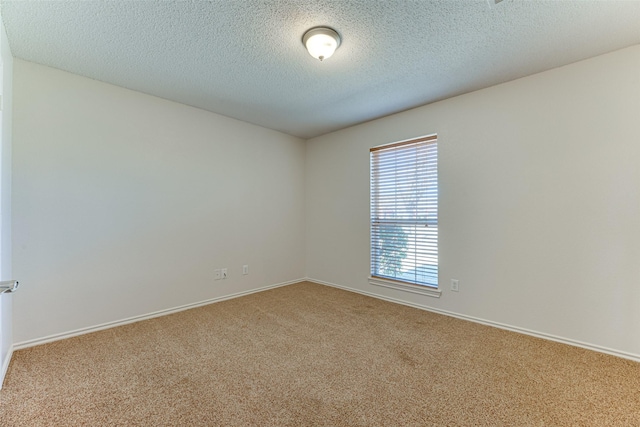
top-left (370, 135), bottom-right (438, 287)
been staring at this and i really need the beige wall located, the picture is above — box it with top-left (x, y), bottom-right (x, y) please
top-left (12, 60), bottom-right (306, 344)
top-left (10, 44), bottom-right (640, 360)
top-left (305, 45), bottom-right (640, 359)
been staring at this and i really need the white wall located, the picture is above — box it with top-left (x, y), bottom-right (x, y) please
top-left (12, 60), bottom-right (306, 344)
top-left (10, 44), bottom-right (640, 360)
top-left (0, 17), bottom-right (14, 378)
top-left (306, 45), bottom-right (640, 359)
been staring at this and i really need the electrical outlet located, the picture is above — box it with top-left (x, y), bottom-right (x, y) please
top-left (242, 265), bottom-right (249, 275)
top-left (451, 279), bottom-right (459, 292)
top-left (214, 269), bottom-right (221, 280)
top-left (221, 268), bottom-right (228, 279)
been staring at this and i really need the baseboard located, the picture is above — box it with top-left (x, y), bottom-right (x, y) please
top-left (13, 278), bottom-right (305, 351)
top-left (305, 277), bottom-right (640, 363)
top-left (12, 276), bottom-right (639, 363)
top-left (0, 344), bottom-right (13, 390)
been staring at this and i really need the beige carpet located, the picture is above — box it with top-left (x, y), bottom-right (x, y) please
top-left (1, 281), bottom-right (638, 426)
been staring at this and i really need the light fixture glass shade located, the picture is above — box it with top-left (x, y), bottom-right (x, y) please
top-left (303, 27), bottom-right (341, 61)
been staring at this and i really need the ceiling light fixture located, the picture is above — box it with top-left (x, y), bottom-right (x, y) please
top-left (302, 27), bottom-right (341, 62)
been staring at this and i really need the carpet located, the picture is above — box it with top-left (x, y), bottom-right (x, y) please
top-left (1, 281), bottom-right (638, 426)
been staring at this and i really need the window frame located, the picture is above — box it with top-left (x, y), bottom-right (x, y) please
top-left (368, 135), bottom-right (441, 298)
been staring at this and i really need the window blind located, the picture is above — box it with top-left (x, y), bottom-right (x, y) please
top-left (370, 135), bottom-right (438, 287)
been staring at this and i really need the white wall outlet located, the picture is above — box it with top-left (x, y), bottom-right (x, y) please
top-left (451, 279), bottom-right (459, 292)
top-left (221, 268), bottom-right (228, 279)
top-left (242, 265), bottom-right (249, 275)
top-left (214, 269), bottom-right (221, 280)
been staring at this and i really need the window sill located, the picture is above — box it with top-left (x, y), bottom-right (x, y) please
top-left (368, 277), bottom-right (441, 298)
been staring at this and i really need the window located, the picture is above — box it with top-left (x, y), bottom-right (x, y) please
top-left (370, 135), bottom-right (439, 296)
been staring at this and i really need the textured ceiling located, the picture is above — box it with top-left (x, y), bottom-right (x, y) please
top-left (1, 0), bottom-right (639, 139)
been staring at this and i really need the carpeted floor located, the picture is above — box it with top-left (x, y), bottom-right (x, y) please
top-left (1, 281), bottom-right (638, 426)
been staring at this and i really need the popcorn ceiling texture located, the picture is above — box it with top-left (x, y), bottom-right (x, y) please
top-left (1, 282), bottom-right (638, 425)
top-left (1, 0), bottom-right (640, 138)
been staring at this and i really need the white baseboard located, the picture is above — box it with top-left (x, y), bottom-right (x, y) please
top-left (305, 277), bottom-right (640, 363)
top-left (13, 278), bottom-right (305, 351)
top-left (10, 277), bottom-right (639, 365)
top-left (0, 344), bottom-right (14, 390)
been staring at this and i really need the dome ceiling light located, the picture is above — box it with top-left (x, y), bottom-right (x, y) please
top-left (302, 27), bottom-right (341, 62)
